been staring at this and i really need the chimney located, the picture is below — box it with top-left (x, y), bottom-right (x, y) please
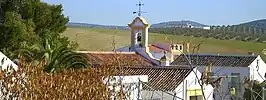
top-left (160, 51), bottom-right (171, 66)
top-left (170, 53), bottom-right (174, 62)
top-left (186, 41), bottom-right (190, 53)
top-left (160, 56), bottom-right (170, 66)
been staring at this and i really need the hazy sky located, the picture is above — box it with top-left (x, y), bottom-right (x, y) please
top-left (44, 0), bottom-right (266, 26)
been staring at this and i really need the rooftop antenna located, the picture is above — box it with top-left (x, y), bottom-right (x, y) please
top-left (133, 1), bottom-right (147, 16)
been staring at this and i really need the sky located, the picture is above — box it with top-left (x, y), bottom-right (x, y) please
top-left (43, 0), bottom-right (266, 26)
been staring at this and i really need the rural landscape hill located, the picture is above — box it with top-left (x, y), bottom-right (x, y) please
top-left (63, 27), bottom-right (266, 60)
top-left (67, 20), bottom-right (209, 29)
top-left (239, 19), bottom-right (266, 30)
top-left (151, 20), bottom-right (208, 28)
top-left (65, 19), bottom-right (266, 60)
top-left (68, 19), bottom-right (266, 30)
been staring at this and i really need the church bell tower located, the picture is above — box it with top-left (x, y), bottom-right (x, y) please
top-left (128, 1), bottom-right (150, 50)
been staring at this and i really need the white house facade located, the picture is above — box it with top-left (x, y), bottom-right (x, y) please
top-left (171, 54), bottom-right (266, 100)
top-left (105, 66), bottom-right (214, 100)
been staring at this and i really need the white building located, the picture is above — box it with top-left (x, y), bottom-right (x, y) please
top-left (0, 52), bottom-right (20, 99)
top-left (116, 16), bottom-right (186, 66)
top-left (171, 53), bottom-right (266, 100)
top-left (0, 52), bottom-right (18, 71)
top-left (203, 26), bottom-right (211, 30)
top-left (78, 13), bottom-right (263, 100)
top-left (105, 66), bottom-right (214, 100)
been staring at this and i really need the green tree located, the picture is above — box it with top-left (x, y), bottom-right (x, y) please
top-left (43, 45), bottom-right (89, 73)
top-left (244, 80), bottom-right (266, 100)
top-left (0, 0), bottom-right (87, 72)
top-left (0, 11), bottom-right (38, 52)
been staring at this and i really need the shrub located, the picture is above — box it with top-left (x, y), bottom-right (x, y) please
top-left (0, 58), bottom-right (122, 99)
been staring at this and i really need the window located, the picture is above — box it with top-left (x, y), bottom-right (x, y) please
top-left (171, 45), bottom-right (174, 50)
top-left (137, 33), bottom-right (142, 42)
top-left (137, 36), bottom-right (141, 41)
top-left (231, 73), bottom-right (241, 99)
top-left (190, 96), bottom-right (203, 100)
top-left (175, 45), bottom-right (178, 50)
top-left (139, 43), bottom-right (142, 47)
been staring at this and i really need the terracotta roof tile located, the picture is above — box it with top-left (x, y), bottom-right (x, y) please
top-left (77, 51), bottom-right (153, 66)
top-left (148, 43), bottom-right (171, 53)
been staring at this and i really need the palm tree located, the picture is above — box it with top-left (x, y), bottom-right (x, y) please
top-left (10, 33), bottom-right (90, 73)
top-left (43, 45), bottom-right (89, 73)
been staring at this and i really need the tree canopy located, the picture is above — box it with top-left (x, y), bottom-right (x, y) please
top-left (0, 0), bottom-right (88, 72)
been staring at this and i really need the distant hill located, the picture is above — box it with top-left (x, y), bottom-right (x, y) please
top-left (67, 19), bottom-right (266, 32)
top-left (67, 20), bottom-right (208, 30)
top-left (67, 22), bottom-right (128, 30)
top-left (239, 19), bottom-right (266, 30)
top-left (151, 20), bottom-right (209, 28)
top-left (210, 19), bottom-right (266, 35)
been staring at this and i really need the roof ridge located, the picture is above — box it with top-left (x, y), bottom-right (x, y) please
top-left (125, 65), bottom-right (194, 69)
top-left (76, 51), bottom-right (136, 54)
top-left (183, 53), bottom-right (258, 57)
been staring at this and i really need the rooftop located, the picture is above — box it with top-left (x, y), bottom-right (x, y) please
top-left (116, 65), bottom-right (194, 91)
top-left (171, 53), bottom-right (258, 67)
top-left (77, 51), bottom-right (154, 66)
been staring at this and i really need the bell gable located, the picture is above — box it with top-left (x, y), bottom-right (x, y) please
top-left (128, 17), bottom-right (150, 28)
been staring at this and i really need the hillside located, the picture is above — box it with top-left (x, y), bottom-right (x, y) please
top-left (150, 27), bottom-right (266, 43)
top-left (151, 20), bottom-right (208, 28)
top-left (67, 20), bottom-right (208, 29)
top-left (63, 27), bottom-right (266, 60)
top-left (67, 22), bottom-right (128, 30)
top-left (68, 19), bottom-right (266, 30)
top-left (239, 19), bottom-right (266, 30)
top-left (67, 19), bottom-right (266, 43)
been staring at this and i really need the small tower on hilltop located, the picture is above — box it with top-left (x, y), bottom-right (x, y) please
top-left (128, 1), bottom-right (150, 51)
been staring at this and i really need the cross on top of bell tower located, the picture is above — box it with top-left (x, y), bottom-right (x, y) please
top-left (133, 1), bottom-right (146, 16)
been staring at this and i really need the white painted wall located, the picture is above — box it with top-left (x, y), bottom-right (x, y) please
top-left (141, 91), bottom-right (178, 100)
top-left (197, 66), bottom-right (250, 100)
top-left (249, 55), bottom-right (266, 82)
top-left (139, 68), bottom-right (213, 100)
top-left (0, 52), bottom-right (21, 99)
top-left (151, 52), bottom-right (164, 60)
top-left (104, 75), bottom-right (148, 100)
top-left (151, 52), bottom-right (172, 60)
top-left (133, 19), bottom-right (145, 27)
top-left (203, 27), bottom-right (211, 30)
top-left (135, 49), bottom-right (160, 65)
top-left (175, 68), bottom-right (214, 100)
top-left (0, 52), bottom-right (18, 71)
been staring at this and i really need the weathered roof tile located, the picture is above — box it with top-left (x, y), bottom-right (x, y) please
top-left (171, 54), bottom-right (257, 67)
top-left (78, 51), bottom-right (154, 66)
top-left (117, 66), bottom-right (193, 91)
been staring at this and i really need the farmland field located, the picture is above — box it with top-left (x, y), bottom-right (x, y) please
top-left (63, 27), bottom-right (266, 60)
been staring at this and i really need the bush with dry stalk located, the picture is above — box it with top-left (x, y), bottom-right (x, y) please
top-left (0, 56), bottom-right (130, 99)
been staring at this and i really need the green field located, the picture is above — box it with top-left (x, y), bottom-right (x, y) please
top-left (63, 27), bottom-right (266, 60)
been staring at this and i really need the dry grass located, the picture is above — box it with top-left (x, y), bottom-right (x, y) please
top-left (63, 27), bottom-right (266, 60)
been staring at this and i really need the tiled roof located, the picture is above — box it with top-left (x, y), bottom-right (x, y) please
top-left (149, 43), bottom-right (171, 53)
top-left (117, 66), bottom-right (193, 91)
top-left (77, 51), bottom-right (153, 66)
top-left (171, 54), bottom-right (257, 67)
